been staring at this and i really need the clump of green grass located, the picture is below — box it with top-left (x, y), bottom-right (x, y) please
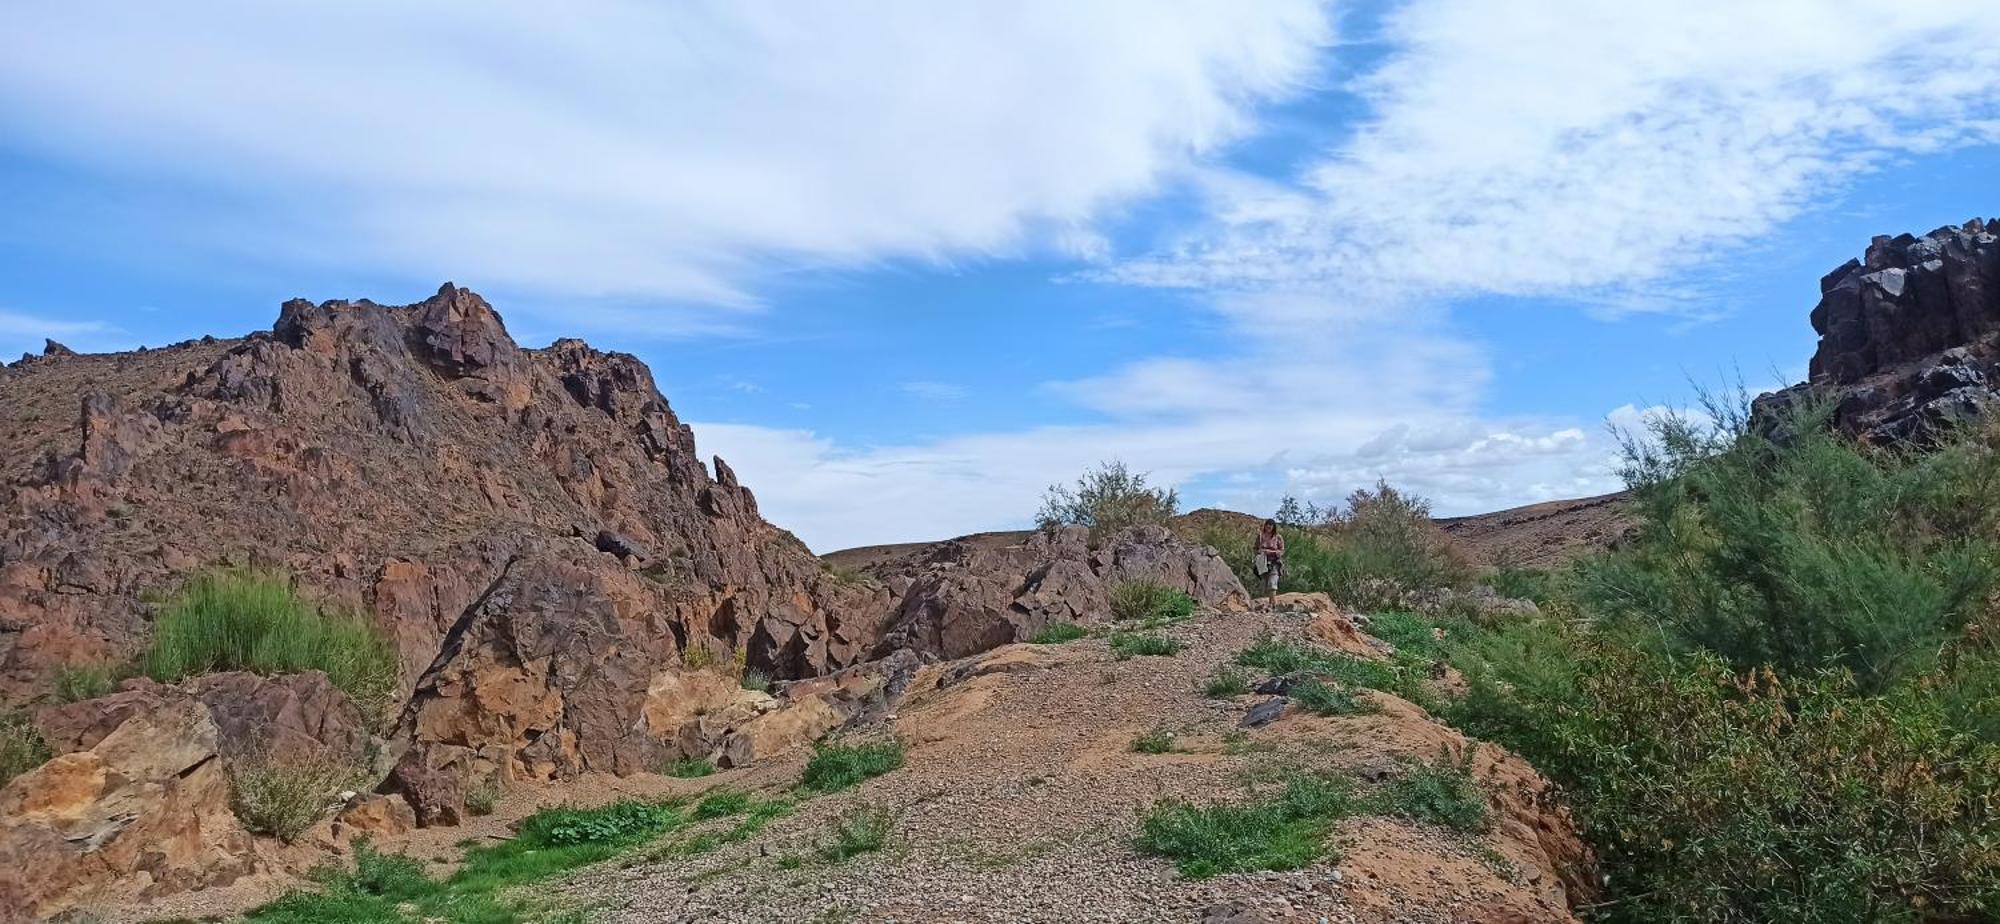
top-left (230, 754), bottom-right (359, 842)
top-left (666, 757), bottom-right (717, 779)
top-left (1137, 775), bottom-right (1359, 878)
top-left (1371, 754), bottom-right (1490, 834)
top-left (1109, 579), bottom-right (1197, 623)
top-left (1203, 665), bottom-right (1251, 698)
top-left (819, 803), bottom-right (895, 862)
top-left (145, 570), bottom-right (398, 719)
top-left (520, 798), bottom-right (683, 847)
top-left (1109, 632), bottom-right (1182, 660)
top-left (1131, 728), bottom-right (1176, 754)
top-left (52, 662), bottom-right (120, 703)
top-left (740, 668), bottom-right (772, 693)
top-left (1235, 634), bottom-right (1430, 706)
top-left (0, 711), bottom-right (51, 787)
top-left (1289, 677), bottom-right (1373, 716)
top-left (692, 789), bottom-right (752, 820)
top-left (1029, 622), bottom-right (1088, 644)
top-left (800, 740), bottom-right (905, 793)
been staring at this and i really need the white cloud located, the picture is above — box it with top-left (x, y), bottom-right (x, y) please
top-left (0, 311), bottom-right (115, 359)
top-left (0, 1), bottom-right (1332, 307)
top-left (1103, 1), bottom-right (2000, 306)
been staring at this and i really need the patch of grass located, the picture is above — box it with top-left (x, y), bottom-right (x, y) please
top-left (1220, 730), bottom-right (1274, 756)
top-left (0, 711), bottom-right (51, 787)
top-left (52, 662), bottom-right (120, 703)
top-left (520, 798), bottom-right (683, 846)
top-left (740, 668), bottom-right (771, 693)
top-left (692, 788), bottom-right (752, 820)
top-left (666, 757), bottom-right (717, 779)
top-left (1370, 754), bottom-right (1490, 834)
top-left (1289, 677), bottom-right (1373, 716)
top-left (1131, 728), bottom-right (1176, 754)
top-left (230, 754), bottom-right (358, 842)
top-left (819, 803), bottom-right (894, 862)
top-left (1029, 622), bottom-right (1088, 644)
top-left (145, 569), bottom-right (398, 719)
top-left (1235, 634), bottom-right (1431, 706)
top-left (799, 739), bottom-right (905, 793)
top-left (1108, 632), bottom-right (1182, 660)
top-left (1137, 775), bottom-right (1359, 878)
top-left (464, 779), bottom-right (500, 817)
top-left (1108, 579), bottom-right (1197, 623)
top-left (1203, 665), bottom-right (1251, 698)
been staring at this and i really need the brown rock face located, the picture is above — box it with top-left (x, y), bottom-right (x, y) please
top-left (0, 284), bottom-right (882, 767)
top-left (1756, 218), bottom-right (2000, 443)
top-left (869, 525), bottom-right (1247, 660)
top-left (0, 698), bottom-right (258, 921)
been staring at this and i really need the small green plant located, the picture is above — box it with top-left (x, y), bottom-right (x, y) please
top-left (681, 644), bottom-right (719, 671)
top-left (1029, 622), bottom-right (1088, 644)
top-left (1108, 579), bottom-right (1196, 623)
top-left (692, 788), bottom-right (751, 819)
top-left (1371, 753), bottom-right (1490, 833)
top-left (0, 711), bottom-right (51, 787)
top-left (1137, 775), bottom-right (1358, 878)
top-left (1289, 677), bottom-right (1372, 716)
top-left (819, 803), bottom-right (894, 862)
top-left (145, 570), bottom-right (398, 719)
top-left (52, 662), bottom-right (119, 703)
top-left (800, 739), bottom-right (905, 793)
top-left (521, 798), bottom-right (681, 846)
top-left (1109, 632), bottom-right (1182, 660)
top-left (666, 757), bottom-right (717, 779)
top-left (1203, 665), bottom-right (1251, 697)
top-left (1235, 634), bottom-right (1430, 705)
top-left (230, 754), bottom-right (358, 842)
top-left (464, 779), bottom-right (500, 817)
top-left (1036, 460), bottom-right (1179, 545)
top-left (740, 668), bottom-right (772, 692)
top-left (1131, 728), bottom-right (1176, 754)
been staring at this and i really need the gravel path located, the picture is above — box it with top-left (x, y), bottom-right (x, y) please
top-left (556, 607), bottom-right (1562, 924)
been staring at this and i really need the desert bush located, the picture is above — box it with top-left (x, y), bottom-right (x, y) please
top-left (1029, 622), bottom-right (1087, 644)
top-left (521, 798), bottom-right (682, 847)
top-left (739, 668), bottom-right (772, 692)
top-left (145, 570), bottom-right (398, 718)
top-left (1108, 632), bottom-right (1182, 660)
top-left (1447, 623), bottom-right (2000, 922)
top-left (1202, 665), bottom-right (1251, 698)
top-left (0, 711), bottom-right (51, 787)
top-left (1370, 752), bottom-right (1489, 834)
top-left (1579, 396), bottom-right (1998, 693)
top-left (800, 739), bottom-right (905, 793)
top-left (1267, 484), bottom-right (1472, 610)
top-left (1036, 460), bottom-right (1178, 545)
top-left (1137, 775), bottom-right (1358, 878)
top-left (464, 778), bottom-right (500, 817)
top-left (1130, 728), bottom-right (1176, 754)
top-left (665, 757), bottom-right (716, 779)
top-left (52, 662), bottom-right (119, 703)
top-left (230, 753), bottom-right (359, 842)
top-left (1107, 579), bottom-right (1195, 623)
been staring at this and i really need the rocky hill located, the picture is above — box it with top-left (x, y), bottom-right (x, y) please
top-left (1756, 218), bottom-right (2000, 442)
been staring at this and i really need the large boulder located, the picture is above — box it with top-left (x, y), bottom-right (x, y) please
top-left (871, 525), bottom-right (1248, 660)
top-left (0, 698), bottom-right (258, 921)
top-left (1756, 218), bottom-right (2000, 444)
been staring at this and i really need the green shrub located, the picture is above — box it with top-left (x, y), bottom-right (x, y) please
top-left (519, 798), bottom-right (681, 847)
top-left (1190, 520), bottom-right (1257, 587)
top-left (1272, 484), bottom-right (1473, 610)
top-left (740, 668), bottom-right (772, 693)
top-left (666, 757), bottom-right (716, 779)
top-left (1137, 775), bottom-right (1358, 878)
top-left (1130, 728), bottom-right (1176, 754)
top-left (1036, 460), bottom-right (1178, 545)
top-left (1371, 754), bottom-right (1489, 834)
top-left (1481, 566), bottom-right (1554, 605)
top-left (52, 662), bottom-right (119, 703)
top-left (820, 803), bottom-right (894, 862)
top-left (230, 754), bottom-right (358, 842)
top-left (145, 570), bottom-right (398, 718)
top-left (1448, 625), bottom-right (2000, 922)
top-left (1203, 665), bottom-right (1251, 698)
top-left (0, 711), bottom-right (51, 787)
top-left (248, 842), bottom-right (447, 924)
top-left (1029, 622), bottom-right (1088, 644)
top-left (1108, 579), bottom-right (1196, 623)
top-left (1108, 632), bottom-right (1182, 660)
top-left (800, 740), bottom-right (905, 793)
top-left (692, 788), bottom-right (751, 819)
top-left (1289, 677), bottom-right (1371, 716)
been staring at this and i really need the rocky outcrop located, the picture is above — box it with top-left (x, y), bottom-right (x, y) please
top-left (1755, 219), bottom-right (2000, 444)
top-left (0, 698), bottom-right (257, 921)
top-left (867, 525), bottom-right (1247, 660)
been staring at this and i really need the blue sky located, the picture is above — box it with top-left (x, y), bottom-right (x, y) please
top-left (4, 1), bottom-right (1999, 550)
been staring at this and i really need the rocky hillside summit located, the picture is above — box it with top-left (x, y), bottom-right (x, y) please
top-left (1756, 218), bottom-right (2000, 442)
top-left (0, 286), bottom-right (1287, 919)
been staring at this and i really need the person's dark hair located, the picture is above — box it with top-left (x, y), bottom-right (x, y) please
top-left (1261, 519), bottom-right (1278, 532)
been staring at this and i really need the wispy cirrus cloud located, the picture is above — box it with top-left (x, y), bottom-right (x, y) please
top-left (0, 310), bottom-right (115, 358)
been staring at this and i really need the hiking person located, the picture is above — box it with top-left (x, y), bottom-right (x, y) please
top-left (1252, 519), bottom-right (1285, 599)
